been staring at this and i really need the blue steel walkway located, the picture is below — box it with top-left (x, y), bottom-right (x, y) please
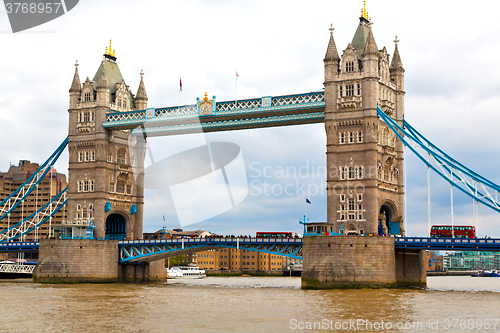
top-left (3, 237), bottom-right (500, 264)
top-left (395, 237), bottom-right (500, 251)
top-left (119, 237), bottom-right (304, 263)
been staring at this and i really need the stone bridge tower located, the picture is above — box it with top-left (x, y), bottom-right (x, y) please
top-left (324, 5), bottom-right (405, 236)
top-left (67, 40), bottom-right (147, 240)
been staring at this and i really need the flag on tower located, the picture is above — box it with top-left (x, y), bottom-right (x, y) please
top-left (180, 78), bottom-right (182, 92)
top-left (236, 70), bottom-right (239, 77)
top-left (306, 198), bottom-right (311, 204)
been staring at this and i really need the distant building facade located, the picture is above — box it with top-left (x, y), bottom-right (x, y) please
top-left (443, 251), bottom-right (500, 271)
top-left (0, 160), bottom-right (67, 241)
top-left (146, 229), bottom-right (302, 272)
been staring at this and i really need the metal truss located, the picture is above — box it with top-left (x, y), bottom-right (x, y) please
top-left (378, 107), bottom-right (500, 214)
top-left (216, 98), bottom-right (262, 111)
top-left (271, 92), bottom-right (325, 106)
top-left (103, 91), bottom-right (326, 132)
top-left (0, 264), bottom-right (35, 274)
top-left (156, 105), bottom-right (197, 117)
top-left (118, 238), bottom-right (303, 263)
top-left (395, 237), bottom-right (500, 251)
top-left (0, 137), bottom-right (68, 223)
top-left (0, 187), bottom-right (68, 242)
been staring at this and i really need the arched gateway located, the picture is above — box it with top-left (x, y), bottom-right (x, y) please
top-left (105, 214), bottom-right (127, 240)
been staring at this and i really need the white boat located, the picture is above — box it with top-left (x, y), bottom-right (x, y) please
top-left (167, 265), bottom-right (206, 279)
top-left (166, 267), bottom-right (183, 279)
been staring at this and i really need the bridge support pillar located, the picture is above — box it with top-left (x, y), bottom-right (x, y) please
top-left (395, 249), bottom-right (426, 287)
top-left (33, 239), bottom-right (166, 283)
top-left (301, 236), bottom-right (426, 289)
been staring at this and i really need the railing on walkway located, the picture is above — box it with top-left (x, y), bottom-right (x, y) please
top-left (0, 264), bottom-right (35, 274)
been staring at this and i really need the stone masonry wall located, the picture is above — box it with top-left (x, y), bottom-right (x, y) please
top-left (302, 236), bottom-right (397, 289)
top-left (33, 239), bottom-right (167, 283)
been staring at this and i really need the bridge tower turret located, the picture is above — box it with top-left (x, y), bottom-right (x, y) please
top-left (67, 40), bottom-right (146, 240)
top-left (324, 6), bottom-right (405, 236)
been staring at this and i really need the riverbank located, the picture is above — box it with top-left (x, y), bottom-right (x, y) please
top-left (427, 271), bottom-right (477, 276)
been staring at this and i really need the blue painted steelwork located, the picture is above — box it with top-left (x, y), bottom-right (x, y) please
top-left (0, 241), bottom-right (39, 252)
top-left (103, 91), bottom-right (325, 134)
top-left (395, 237), bottom-right (500, 251)
top-left (0, 187), bottom-right (68, 242)
top-left (118, 238), bottom-right (304, 263)
top-left (0, 137), bottom-right (68, 222)
top-left (378, 106), bottom-right (500, 214)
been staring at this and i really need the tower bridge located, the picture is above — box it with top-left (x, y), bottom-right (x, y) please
top-left (1, 3), bottom-right (500, 286)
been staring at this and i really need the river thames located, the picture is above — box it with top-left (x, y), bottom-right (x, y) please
top-left (0, 276), bottom-right (499, 332)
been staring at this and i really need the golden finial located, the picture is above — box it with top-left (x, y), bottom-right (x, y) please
top-left (75, 60), bottom-right (79, 68)
top-left (361, 0), bottom-right (368, 20)
top-left (394, 35), bottom-right (399, 45)
top-left (329, 23), bottom-right (334, 35)
top-left (203, 92), bottom-right (209, 102)
top-left (140, 69), bottom-right (144, 77)
top-left (105, 38), bottom-right (116, 57)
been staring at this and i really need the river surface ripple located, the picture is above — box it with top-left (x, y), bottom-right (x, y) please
top-left (0, 276), bottom-right (499, 332)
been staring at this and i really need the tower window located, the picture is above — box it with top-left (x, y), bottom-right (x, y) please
top-left (117, 149), bottom-right (126, 165)
top-left (340, 132), bottom-right (345, 144)
top-left (357, 84), bottom-right (361, 95)
top-left (346, 85), bottom-right (354, 96)
top-left (358, 166), bottom-right (363, 179)
top-left (109, 182), bottom-right (115, 193)
top-left (346, 61), bottom-right (354, 72)
top-left (348, 167), bottom-right (355, 179)
top-left (358, 131), bottom-right (363, 143)
top-left (107, 151), bottom-right (112, 163)
top-left (83, 112), bottom-right (90, 122)
top-left (116, 180), bottom-right (125, 194)
top-left (349, 132), bottom-right (354, 143)
top-left (84, 92), bottom-right (91, 102)
top-left (339, 86), bottom-right (343, 97)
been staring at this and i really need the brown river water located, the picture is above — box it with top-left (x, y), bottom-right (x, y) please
top-left (0, 276), bottom-right (499, 332)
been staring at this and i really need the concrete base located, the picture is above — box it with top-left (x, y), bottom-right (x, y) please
top-left (301, 236), bottom-right (426, 289)
top-left (33, 239), bottom-right (167, 283)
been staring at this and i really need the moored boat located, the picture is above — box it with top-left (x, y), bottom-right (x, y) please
top-left (167, 265), bottom-right (206, 279)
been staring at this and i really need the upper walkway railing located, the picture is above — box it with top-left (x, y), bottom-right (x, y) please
top-left (103, 91), bottom-right (325, 135)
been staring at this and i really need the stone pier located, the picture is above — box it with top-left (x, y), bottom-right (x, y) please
top-left (301, 236), bottom-right (426, 289)
top-left (33, 239), bottom-right (167, 283)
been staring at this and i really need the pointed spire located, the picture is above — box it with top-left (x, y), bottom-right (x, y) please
top-left (390, 36), bottom-right (404, 70)
top-left (96, 62), bottom-right (109, 90)
top-left (362, 29), bottom-right (378, 57)
top-left (324, 24), bottom-right (340, 63)
top-left (135, 69), bottom-right (148, 100)
top-left (69, 60), bottom-right (81, 93)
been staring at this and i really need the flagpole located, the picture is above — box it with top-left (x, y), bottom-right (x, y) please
top-left (235, 68), bottom-right (238, 107)
top-left (179, 76), bottom-right (181, 107)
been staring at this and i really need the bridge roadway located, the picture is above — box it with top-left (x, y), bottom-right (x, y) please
top-left (2, 237), bottom-right (500, 264)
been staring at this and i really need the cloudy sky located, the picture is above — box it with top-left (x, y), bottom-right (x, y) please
top-left (1, 0), bottom-right (500, 237)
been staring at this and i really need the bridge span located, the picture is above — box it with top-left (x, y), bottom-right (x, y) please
top-left (3, 237), bottom-right (500, 264)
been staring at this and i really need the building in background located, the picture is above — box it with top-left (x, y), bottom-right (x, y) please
top-left (146, 229), bottom-right (303, 272)
top-left (0, 160), bottom-right (67, 241)
top-left (443, 251), bottom-right (500, 271)
top-left (425, 251), bottom-right (443, 272)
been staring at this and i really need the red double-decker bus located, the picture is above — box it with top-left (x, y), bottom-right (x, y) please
top-left (430, 225), bottom-right (476, 238)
